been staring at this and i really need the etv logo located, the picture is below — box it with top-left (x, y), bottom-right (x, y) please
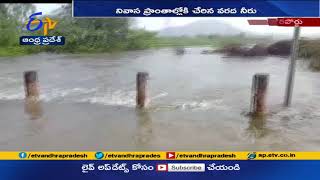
top-left (26, 12), bottom-right (58, 36)
top-left (20, 12), bottom-right (64, 46)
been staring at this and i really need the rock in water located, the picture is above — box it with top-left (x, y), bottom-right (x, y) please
top-left (175, 48), bottom-right (186, 55)
top-left (267, 40), bottom-right (292, 56)
top-left (244, 44), bottom-right (268, 56)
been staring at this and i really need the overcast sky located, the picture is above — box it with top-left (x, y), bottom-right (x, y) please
top-left (35, 3), bottom-right (320, 37)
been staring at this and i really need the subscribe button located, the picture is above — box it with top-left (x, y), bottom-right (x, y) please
top-left (158, 163), bottom-right (205, 172)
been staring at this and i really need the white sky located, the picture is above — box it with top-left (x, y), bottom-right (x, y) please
top-left (35, 3), bottom-right (320, 37)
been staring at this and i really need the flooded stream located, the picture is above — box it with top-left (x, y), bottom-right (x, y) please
top-left (0, 48), bottom-right (319, 151)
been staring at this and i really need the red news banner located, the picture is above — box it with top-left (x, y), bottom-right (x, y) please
top-left (248, 18), bottom-right (320, 27)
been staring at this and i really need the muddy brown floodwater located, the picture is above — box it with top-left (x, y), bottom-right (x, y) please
top-left (0, 48), bottom-right (319, 151)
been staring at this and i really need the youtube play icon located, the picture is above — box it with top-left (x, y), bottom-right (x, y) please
top-left (156, 164), bottom-right (168, 172)
top-left (166, 152), bottom-right (175, 159)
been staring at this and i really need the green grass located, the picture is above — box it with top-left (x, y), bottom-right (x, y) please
top-left (299, 40), bottom-right (320, 58)
top-left (0, 46), bottom-right (33, 57)
top-left (299, 40), bottom-right (320, 70)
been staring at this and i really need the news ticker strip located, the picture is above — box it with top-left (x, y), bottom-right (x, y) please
top-left (73, 0), bottom-right (319, 17)
top-left (2, 152), bottom-right (320, 160)
top-left (248, 18), bottom-right (320, 27)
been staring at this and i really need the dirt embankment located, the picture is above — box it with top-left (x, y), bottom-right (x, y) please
top-left (203, 40), bottom-right (293, 57)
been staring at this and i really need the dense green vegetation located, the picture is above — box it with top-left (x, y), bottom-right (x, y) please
top-left (0, 4), bottom-right (157, 56)
top-left (0, 4), bottom-right (35, 56)
top-left (0, 4), bottom-right (269, 56)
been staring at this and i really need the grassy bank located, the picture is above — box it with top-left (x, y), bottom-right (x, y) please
top-left (299, 40), bottom-right (320, 70)
top-left (0, 47), bottom-right (34, 57)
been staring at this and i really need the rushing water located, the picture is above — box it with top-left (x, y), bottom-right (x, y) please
top-left (0, 48), bottom-right (319, 151)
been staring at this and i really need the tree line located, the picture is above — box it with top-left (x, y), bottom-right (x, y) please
top-left (0, 4), bottom-right (157, 56)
